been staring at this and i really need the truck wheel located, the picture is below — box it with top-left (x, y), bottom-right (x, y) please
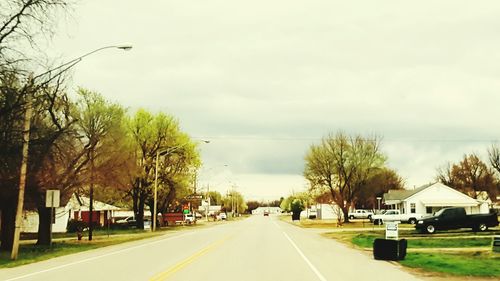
top-left (477, 223), bottom-right (488, 232)
top-left (408, 218), bottom-right (417, 225)
top-left (426, 224), bottom-right (436, 234)
top-left (349, 215), bottom-right (354, 220)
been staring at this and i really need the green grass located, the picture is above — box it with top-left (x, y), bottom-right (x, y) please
top-left (400, 252), bottom-right (500, 277)
top-left (349, 233), bottom-right (492, 249)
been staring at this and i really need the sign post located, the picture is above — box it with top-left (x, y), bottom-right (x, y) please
top-left (45, 190), bottom-right (60, 247)
top-left (385, 222), bottom-right (399, 240)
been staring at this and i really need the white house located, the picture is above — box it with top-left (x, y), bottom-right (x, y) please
top-left (314, 203), bottom-right (342, 220)
top-left (252, 207), bottom-right (281, 215)
top-left (21, 193), bottom-right (121, 233)
top-left (383, 182), bottom-right (490, 216)
top-left (21, 207), bottom-right (71, 233)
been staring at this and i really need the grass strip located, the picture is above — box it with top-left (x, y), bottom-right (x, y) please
top-left (400, 252), bottom-right (500, 277)
top-left (350, 233), bottom-right (492, 249)
top-left (0, 231), bottom-right (165, 268)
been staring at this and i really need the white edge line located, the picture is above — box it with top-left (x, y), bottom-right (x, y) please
top-left (5, 231), bottom-right (195, 281)
top-left (283, 232), bottom-right (328, 281)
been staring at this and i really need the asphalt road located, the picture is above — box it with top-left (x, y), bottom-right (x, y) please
top-left (0, 216), bottom-right (421, 281)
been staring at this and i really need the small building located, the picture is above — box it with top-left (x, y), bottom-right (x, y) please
top-left (68, 194), bottom-right (121, 226)
top-left (314, 203), bottom-right (342, 220)
top-left (21, 206), bottom-right (71, 233)
top-left (383, 182), bottom-right (490, 216)
top-left (21, 193), bottom-right (121, 233)
top-left (252, 207), bottom-right (281, 215)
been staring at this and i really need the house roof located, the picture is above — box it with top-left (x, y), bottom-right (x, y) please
top-left (68, 194), bottom-right (121, 211)
top-left (383, 183), bottom-right (434, 201)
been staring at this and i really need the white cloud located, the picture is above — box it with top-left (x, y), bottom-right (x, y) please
top-left (48, 0), bottom-right (500, 198)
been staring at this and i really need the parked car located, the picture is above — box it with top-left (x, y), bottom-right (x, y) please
top-left (308, 208), bottom-right (317, 219)
top-left (184, 213), bottom-right (195, 224)
top-left (217, 212), bottom-right (227, 220)
top-left (371, 209), bottom-right (424, 225)
top-left (348, 209), bottom-right (374, 220)
top-left (415, 207), bottom-right (499, 234)
top-left (263, 210), bottom-right (269, 216)
top-left (115, 216), bottom-right (136, 227)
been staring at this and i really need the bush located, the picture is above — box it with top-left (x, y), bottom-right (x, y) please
top-left (67, 219), bottom-right (86, 233)
top-left (67, 220), bottom-right (102, 232)
top-left (291, 199), bottom-right (304, 221)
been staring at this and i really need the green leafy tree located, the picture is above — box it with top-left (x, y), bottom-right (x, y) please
top-left (222, 190), bottom-right (247, 215)
top-left (126, 109), bottom-right (200, 228)
top-left (304, 132), bottom-right (386, 223)
top-left (72, 89), bottom-right (131, 239)
top-left (290, 199), bottom-right (304, 220)
top-left (207, 191), bottom-right (223, 206)
top-left (355, 168), bottom-right (404, 209)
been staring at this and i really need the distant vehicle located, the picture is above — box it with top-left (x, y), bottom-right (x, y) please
top-left (415, 207), bottom-right (499, 234)
top-left (218, 213), bottom-right (227, 220)
top-left (184, 213), bottom-right (195, 224)
top-left (163, 213), bottom-right (185, 225)
top-left (308, 208), bottom-right (317, 219)
top-left (263, 210), bottom-right (269, 216)
top-left (348, 209), bottom-right (374, 220)
top-left (115, 216), bottom-right (136, 227)
top-left (195, 212), bottom-right (203, 219)
top-left (371, 209), bottom-right (424, 225)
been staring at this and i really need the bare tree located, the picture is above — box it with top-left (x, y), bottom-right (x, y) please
top-left (304, 132), bottom-right (386, 223)
top-left (436, 153), bottom-right (497, 199)
top-left (488, 144), bottom-right (500, 174)
top-left (0, 0), bottom-right (70, 68)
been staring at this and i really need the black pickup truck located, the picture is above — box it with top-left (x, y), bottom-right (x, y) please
top-left (415, 207), bottom-right (499, 234)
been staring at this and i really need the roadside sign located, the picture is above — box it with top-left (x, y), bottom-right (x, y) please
top-left (45, 190), bottom-right (60, 208)
top-left (183, 209), bottom-right (190, 214)
top-left (185, 194), bottom-right (203, 200)
top-left (385, 222), bottom-right (399, 240)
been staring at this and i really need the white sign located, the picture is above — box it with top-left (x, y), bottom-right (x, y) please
top-left (385, 222), bottom-right (399, 240)
top-left (45, 190), bottom-right (60, 208)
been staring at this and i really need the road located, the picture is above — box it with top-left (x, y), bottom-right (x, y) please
top-left (0, 215), bottom-right (421, 281)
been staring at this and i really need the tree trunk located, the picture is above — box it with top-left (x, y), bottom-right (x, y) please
top-left (36, 206), bottom-right (51, 245)
top-left (342, 206), bottom-right (349, 223)
top-left (0, 205), bottom-right (16, 252)
top-left (135, 194), bottom-right (145, 229)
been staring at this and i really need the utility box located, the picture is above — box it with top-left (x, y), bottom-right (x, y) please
top-left (493, 236), bottom-right (500, 253)
top-left (373, 238), bottom-right (407, 261)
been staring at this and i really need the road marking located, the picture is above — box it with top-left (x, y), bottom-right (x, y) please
top-left (283, 232), bottom-right (328, 281)
top-left (4, 231), bottom-right (195, 281)
top-left (149, 235), bottom-right (232, 281)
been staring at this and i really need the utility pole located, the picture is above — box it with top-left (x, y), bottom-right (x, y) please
top-left (205, 184), bottom-right (210, 222)
top-left (89, 149), bottom-right (94, 241)
top-left (9, 45), bottom-right (132, 260)
top-left (10, 92), bottom-right (32, 260)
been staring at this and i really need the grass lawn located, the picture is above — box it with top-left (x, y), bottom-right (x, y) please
top-left (401, 252), bottom-right (500, 277)
top-left (322, 231), bottom-right (500, 278)
top-left (348, 233), bottom-right (493, 249)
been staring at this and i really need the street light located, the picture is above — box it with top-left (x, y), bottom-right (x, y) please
top-left (10, 44), bottom-right (132, 260)
top-left (152, 140), bottom-right (209, 231)
top-left (202, 164), bottom-right (229, 222)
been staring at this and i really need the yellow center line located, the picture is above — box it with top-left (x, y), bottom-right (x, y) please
top-left (149, 234), bottom-right (233, 281)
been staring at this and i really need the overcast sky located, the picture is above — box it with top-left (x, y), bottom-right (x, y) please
top-left (48, 0), bottom-right (500, 200)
